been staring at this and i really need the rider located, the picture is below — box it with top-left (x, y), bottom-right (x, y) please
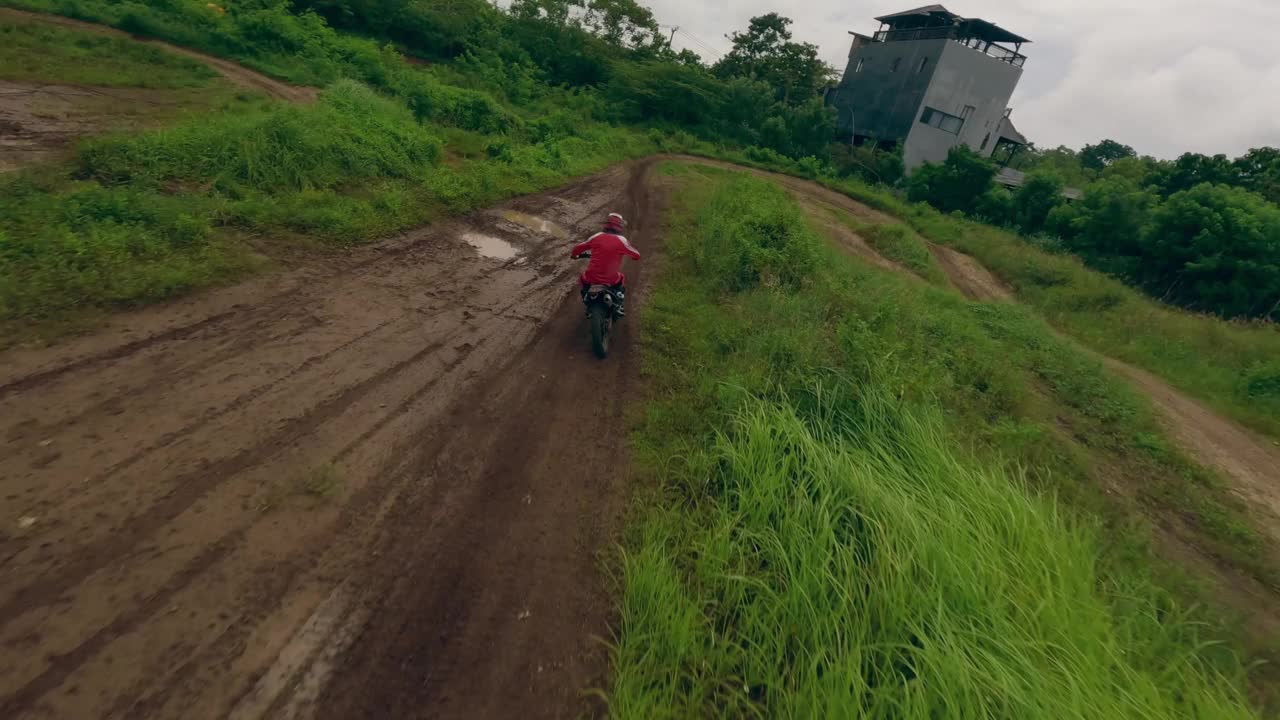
top-left (571, 212), bottom-right (640, 316)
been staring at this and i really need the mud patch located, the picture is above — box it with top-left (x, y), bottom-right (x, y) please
top-left (0, 160), bottom-right (642, 720)
top-left (497, 210), bottom-right (570, 241)
top-left (0, 80), bottom-right (242, 172)
top-left (461, 232), bottom-right (521, 260)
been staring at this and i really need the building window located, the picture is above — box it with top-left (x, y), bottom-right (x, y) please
top-left (891, 57), bottom-right (902, 72)
top-left (855, 58), bottom-right (865, 73)
top-left (961, 105), bottom-right (976, 120)
top-left (920, 106), bottom-right (966, 135)
top-left (917, 57), bottom-right (928, 73)
top-left (980, 133), bottom-right (991, 151)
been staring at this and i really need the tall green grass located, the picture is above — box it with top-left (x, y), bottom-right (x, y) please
top-left (79, 79), bottom-right (442, 190)
top-left (615, 394), bottom-right (1254, 718)
top-left (611, 167), bottom-right (1263, 717)
top-left (0, 15), bottom-right (219, 87)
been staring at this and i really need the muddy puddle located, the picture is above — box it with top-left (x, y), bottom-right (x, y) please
top-left (461, 232), bottom-right (521, 260)
top-left (498, 210), bottom-right (569, 240)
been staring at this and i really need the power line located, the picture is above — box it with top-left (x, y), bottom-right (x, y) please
top-left (676, 28), bottom-right (723, 60)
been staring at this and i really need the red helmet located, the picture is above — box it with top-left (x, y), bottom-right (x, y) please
top-left (604, 213), bottom-right (626, 233)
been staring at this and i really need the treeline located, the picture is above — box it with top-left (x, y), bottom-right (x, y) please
top-left (905, 142), bottom-right (1280, 321)
top-left (11, 0), bottom-right (852, 157)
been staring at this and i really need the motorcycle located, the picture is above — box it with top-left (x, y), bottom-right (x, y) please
top-left (576, 251), bottom-right (624, 359)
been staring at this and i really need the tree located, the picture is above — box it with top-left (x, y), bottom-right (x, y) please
top-left (1058, 177), bottom-right (1158, 278)
top-left (508, 0), bottom-right (580, 26)
top-left (1234, 146), bottom-right (1280, 205)
top-left (1010, 144), bottom-right (1094, 187)
top-left (713, 14), bottom-right (834, 105)
top-left (1100, 156), bottom-right (1160, 185)
top-left (905, 146), bottom-right (996, 214)
top-left (1012, 172), bottom-right (1064, 234)
top-left (1149, 152), bottom-right (1240, 197)
top-left (603, 60), bottom-right (722, 127)
top-left (975, 186), bottom-right (1015, 226)
top-left (581, 0), bottom-right (662, 51)
top-left (1079, 139), bottom-right (1136, 171)
top-left (1138, 184), bottom-right (1280, 318)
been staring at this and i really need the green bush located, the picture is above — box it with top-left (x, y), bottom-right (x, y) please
top-left (906, 146), bottom-right (996, 214)
top-left (1138, 183), bottom-right (1280, 319)
top-left (1012, 172), bottom-right (1065, 234)
top-left (830, 142), bottom-right (904, 186)
top-left (79, 80), bottom-right (441, 191)
top-left (858, 222), bottom-right (947, 285)
top-left (686, 176), bottom-right (820, 293)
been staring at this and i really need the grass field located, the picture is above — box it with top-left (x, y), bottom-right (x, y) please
top-left (610, 163), bottom-right (1268, 717)
top-left (814, 175), bottom-right (1280, 442)
top-left (0, 15), bottom-right (219, 87)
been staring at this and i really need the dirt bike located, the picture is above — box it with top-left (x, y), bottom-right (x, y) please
top-left (576, 252), bottom-right (624, 359)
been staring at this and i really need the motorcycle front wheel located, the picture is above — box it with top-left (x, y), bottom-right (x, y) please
top-left (589, 303), bottom-right (611, 359)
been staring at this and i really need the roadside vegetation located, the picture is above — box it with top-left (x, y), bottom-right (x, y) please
top-left (802, 173), bottom-right (1280, 441)
top-left (0, 15), bottom-right (219, 87)
top-left (902, 144), bottom-right (1280, 324)
top-left (614, 163), bottom-right (1272, 717)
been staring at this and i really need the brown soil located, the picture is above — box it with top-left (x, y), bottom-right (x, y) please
top-left (0, 80), bottom-right (202, 171)
top-left (1104, 359), bottom-right (1280, 545)
top-left (0, 160), bottom-right (658, 719)
top-left (926, 242), bottom-right (1013, 301)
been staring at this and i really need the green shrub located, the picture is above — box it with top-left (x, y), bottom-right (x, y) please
top-left (686, 176), bottom-right (820, 293)
top-left (906, 146), bottom-right (996, 214)
top-left (830, 142), bottom-right (905, 186)
top-left (1012, 171), bottom-right (1065, 234)
top-left (79, 80), bottom-right (441, 191)
top-left (1137, 183), bottom-right (1280, 320)
top-left (858, 222), bottom-right (947, 285)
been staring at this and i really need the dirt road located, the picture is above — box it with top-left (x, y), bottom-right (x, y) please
top-left (0, 160), bottom-right (658, 719)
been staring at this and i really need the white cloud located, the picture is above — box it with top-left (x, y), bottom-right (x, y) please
top-left (641, 0), bottom-right (1280, 158)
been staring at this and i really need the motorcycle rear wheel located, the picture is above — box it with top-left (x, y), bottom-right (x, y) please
top-left (589, 303), bottom-right (610, 359)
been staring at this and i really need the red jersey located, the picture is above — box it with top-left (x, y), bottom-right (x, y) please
top-left (571, 231), bottom-right (640, 286)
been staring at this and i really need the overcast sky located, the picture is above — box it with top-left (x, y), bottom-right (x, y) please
top-left (634, 0), bottom-right (1280, 159)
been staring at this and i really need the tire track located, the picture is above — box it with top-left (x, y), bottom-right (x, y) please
top-left (0, 161), bottom-right (642, 718)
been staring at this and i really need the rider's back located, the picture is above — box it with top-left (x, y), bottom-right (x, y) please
top-left (575, 231), bottom-right (640, 286)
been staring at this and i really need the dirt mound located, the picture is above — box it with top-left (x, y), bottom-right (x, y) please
top-left (926, 242), bottom-right (1013, 301)
top-left (0, 161), bottom-right (654, 719)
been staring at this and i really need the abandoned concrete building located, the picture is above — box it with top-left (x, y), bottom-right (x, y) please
top-left (826, 4), bottom-right (1031, 173)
